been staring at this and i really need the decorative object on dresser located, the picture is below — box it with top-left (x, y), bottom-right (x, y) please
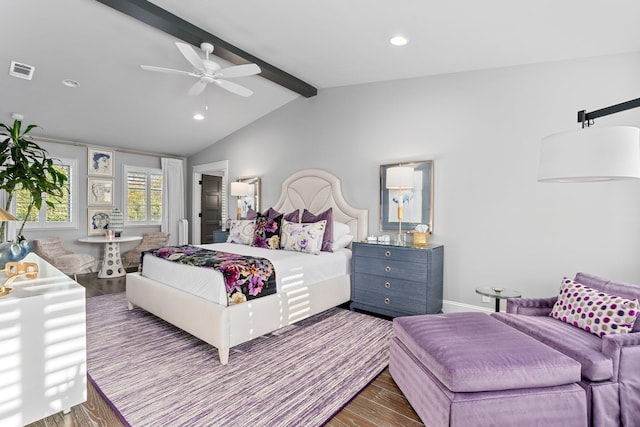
top-left (351, 241), bottom-right (444, 317)
top-left (230, 181), bottom-right (250, 219)
top-left (380, 160), bottom-right (434, 239)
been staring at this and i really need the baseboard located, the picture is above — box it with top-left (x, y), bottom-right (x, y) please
top-left (443, 299), bottom-right (494, 314)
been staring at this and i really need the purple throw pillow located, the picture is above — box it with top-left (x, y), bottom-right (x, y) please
top-left (301, 208), bottom-right (333, 252)
top-left (248, 207), bottom-right (299, 222)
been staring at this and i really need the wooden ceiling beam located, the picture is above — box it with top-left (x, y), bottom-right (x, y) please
top-left (95, 0), bottom-right (317, 97)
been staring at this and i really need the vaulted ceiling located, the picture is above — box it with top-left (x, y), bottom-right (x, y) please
top-left (2, 0), bottom-right (640, 156)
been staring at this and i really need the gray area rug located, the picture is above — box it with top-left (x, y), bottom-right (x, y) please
top-left (86, 292), bottom-right (393, 427)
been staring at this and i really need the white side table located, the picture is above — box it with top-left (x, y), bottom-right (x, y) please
top-left (0, 253), bottom-right (86, 426)
top-left (78, 235), bottom-right (142, 278)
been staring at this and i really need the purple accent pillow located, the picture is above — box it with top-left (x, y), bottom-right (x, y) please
top-left (301, 208), bottom-right (333, 252)
top-left (251, 214), bottom-right (283, 250)
top-left (248, 207), bottom-right (299, 223)
top-left (550, 277), bottom-right (640, 337)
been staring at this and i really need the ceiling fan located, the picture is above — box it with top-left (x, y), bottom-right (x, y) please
top-left (141, 42), bottom-right (261, 97)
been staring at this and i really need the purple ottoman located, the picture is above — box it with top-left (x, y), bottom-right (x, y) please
top-left (390, 312), bottom-right (587, 427)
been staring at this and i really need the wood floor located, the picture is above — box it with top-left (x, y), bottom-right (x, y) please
top-left (27, 271), bottom-right (425, 427)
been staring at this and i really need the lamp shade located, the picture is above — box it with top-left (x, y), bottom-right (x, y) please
top-left (0, 208), bottom-right (17, 221)
top-left (538, 126), bottom-right (640, 182)
top-left (386, 167), bottom-right (414, 189)
top-left (230, 181), bottom-right (250, 196)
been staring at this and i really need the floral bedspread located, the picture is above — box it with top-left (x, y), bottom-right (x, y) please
top-left (143, 245), bottom-right (276, 305)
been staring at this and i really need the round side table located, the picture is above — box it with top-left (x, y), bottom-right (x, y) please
top-left (475, 286), bottom-right (522, 312)
top-left (78, 235), bottom-right (142, 278)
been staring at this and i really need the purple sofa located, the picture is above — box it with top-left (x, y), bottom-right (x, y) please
top-left (493, 272), bottom-right (640, 427)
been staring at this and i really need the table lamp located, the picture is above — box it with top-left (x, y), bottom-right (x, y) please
top-left (230, 182), bottom-right (250, 219)
top-left (386, 167), bottom-right (414, 244)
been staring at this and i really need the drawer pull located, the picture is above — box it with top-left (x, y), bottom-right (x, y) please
top-left (384, 281), bottom-right (391, 289)
top-left (385, 250), bottom-right (391, 257)
top-left (385, 266), bottom-right (391, 272)
top-left (384, 298), bottom-right (390, 304)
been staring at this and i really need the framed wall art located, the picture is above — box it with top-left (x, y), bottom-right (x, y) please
top-left (87, 178), bottom-right (113, 206)
top-left (380, 160), bottom-right (434, 232)
top-left (88, 207), bottom-right (111, 235)
top-left (88, 148), bottom-right (114, 177)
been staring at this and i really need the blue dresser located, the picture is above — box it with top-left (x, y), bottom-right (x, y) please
top-left (350, 241), bottom-right (444, 317)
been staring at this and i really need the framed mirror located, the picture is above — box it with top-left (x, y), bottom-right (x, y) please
top-left (238, 176), bottom-right (261, 218)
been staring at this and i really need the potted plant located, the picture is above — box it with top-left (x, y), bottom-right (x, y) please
top-left (0, 119), bottom-right (68, 266)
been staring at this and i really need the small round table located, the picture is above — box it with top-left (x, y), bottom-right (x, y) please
top-left (475, 286), bottom-right (522, 312)
top-left (78, 235), bottom-right (142, 278)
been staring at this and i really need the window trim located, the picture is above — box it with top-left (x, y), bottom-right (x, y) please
top-left (123, 164), bottom-right (162, 226)
top-left (21, 157), bottom-right (79, 230)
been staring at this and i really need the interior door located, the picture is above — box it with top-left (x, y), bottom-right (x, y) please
top-left (201, 174), bottom-right (222, 244)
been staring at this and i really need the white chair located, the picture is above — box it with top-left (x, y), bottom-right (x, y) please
top-left (31, 237), bottom-right (95, 281)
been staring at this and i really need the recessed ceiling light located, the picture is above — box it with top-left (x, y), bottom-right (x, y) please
top-left (193, 113), bottom-right (205, 121)
top-left (62, 79), bottom-right (80, 88)
top-left (390, 35), bottom-right (408, 46)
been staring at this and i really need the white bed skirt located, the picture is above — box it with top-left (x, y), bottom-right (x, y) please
top-left (126, 272), bottom-right (351, 364)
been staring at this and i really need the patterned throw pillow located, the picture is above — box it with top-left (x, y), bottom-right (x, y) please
top-left (549, 277), bottom-right (640, 337)
top-left (227, 220), bottom-right (256, 245)
top-left (280, 219), bottom-right (327, 255)
top-left (301, 208), bottom-right (333, 252)
top-left (251, 214), bottom-right (283, 250)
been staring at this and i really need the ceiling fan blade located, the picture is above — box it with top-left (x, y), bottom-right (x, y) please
top-left (141, 65), bottom-right (197, 77)
top-left (188, 80), bottom-right (208, 96)
top-left (176, 42), bottom-right (206, 73)
top-left (215, 79), bottom-right (254, 97)
top-left (215, 63), bottom-right (261, 79)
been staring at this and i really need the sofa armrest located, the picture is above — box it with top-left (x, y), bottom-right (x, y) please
top-left (602, 332), bottom-right (640, 383)
top-left (506, 296), bottom-right (557, 316)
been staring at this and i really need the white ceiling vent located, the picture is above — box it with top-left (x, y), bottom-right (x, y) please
top-left (9, 61), bottom-right (35, 80)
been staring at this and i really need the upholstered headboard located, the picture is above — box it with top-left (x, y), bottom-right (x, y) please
top-left (273, 169), bottom-right (368, 242)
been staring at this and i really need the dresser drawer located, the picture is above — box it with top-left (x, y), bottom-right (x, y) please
top-left (352, 288), bottom-right (425, 315)
top-left (353, 256), bottom-right (426, 281)
top-left (353, 244), bottom-right (428, 264)
top-left (353, 272), bottom-right (427, 300)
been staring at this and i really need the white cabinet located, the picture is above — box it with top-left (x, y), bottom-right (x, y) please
top-left (0, 253), bottom-right (86, 427)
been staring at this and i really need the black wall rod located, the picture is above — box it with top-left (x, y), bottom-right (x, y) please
top-left (578, 97), bottom-right (640, 126)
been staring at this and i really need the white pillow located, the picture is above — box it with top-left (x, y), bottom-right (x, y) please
top-left (333, 221), bottom-right (350, 240)
top-left (332, 234), bottom-right (354, 250)
top-left (281, 219), bottom-right (327, 255)
top-left (227, 219), bottom-right (256, 245)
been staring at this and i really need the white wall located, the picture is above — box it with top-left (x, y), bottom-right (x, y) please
top-left (188, 52), bottom-right (640, 309)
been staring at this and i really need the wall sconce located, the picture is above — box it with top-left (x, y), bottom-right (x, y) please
top-left (539, 97), bottom-right (640, 182)
top-left (386, 167), bottom-right (414, 244)
top-left (230, 181), bottom-right (250, 219)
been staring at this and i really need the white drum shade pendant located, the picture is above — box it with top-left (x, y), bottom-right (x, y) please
top-left (538, 126), bottom-right (640, 182)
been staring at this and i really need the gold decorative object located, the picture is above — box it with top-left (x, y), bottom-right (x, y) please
top-left (492, 287), bottom-right (505, 293)
top-left (0, 261), bottom-right (39, 297)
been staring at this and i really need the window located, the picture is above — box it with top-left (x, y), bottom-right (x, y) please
top-left (17, 157), bottom-right (78, 229)
top-left (124, 165), bottom-right (162, 225)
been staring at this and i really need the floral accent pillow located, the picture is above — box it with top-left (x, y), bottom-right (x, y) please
top-left (301, 208), bottom-right (333, 252)
top-left (251, 214), bottom-right (283, 250)
top-left (280, 219), bottom-right (327, 255)
top-left (550, 277), bottom-right (640, 337)
top-left (227, 219), bottom-right (256, 245)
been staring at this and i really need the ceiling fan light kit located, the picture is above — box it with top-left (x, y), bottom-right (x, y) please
top-left (141, 42), bottom-right (261, 97)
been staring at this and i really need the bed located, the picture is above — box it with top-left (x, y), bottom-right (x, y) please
top-left (126, 168), bottom-right (368, 364)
